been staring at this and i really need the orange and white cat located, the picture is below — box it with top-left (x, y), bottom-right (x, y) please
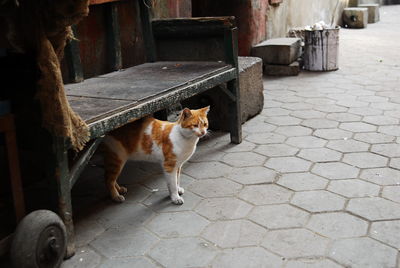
top-left (102, 106), bottom-right (209, 205)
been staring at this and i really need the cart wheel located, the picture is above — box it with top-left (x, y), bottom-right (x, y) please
top-left (10, 210), bottom-right (67, 268)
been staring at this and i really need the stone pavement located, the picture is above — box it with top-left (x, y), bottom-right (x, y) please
top-left (62, 5), bottom-right (400, 268)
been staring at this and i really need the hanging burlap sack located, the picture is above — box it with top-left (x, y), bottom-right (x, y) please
top-left (4, 0), bottom-right (90, 151)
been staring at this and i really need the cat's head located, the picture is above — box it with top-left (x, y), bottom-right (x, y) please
top-left (178, 106), bottom-right (210, 138)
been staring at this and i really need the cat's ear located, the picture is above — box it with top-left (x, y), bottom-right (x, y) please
top-left (201, 106), bottom-right (210, 114)
top-left (181, 108), bottom-right (193, 119)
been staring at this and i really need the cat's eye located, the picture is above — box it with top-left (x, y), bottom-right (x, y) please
top-left (193, 124), bottom-right (199, 128)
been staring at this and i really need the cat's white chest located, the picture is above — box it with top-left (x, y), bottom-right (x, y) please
top-left (170, 126), bottom-right (198, 164)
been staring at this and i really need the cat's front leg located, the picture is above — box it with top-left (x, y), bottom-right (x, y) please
top-left (165, 169), bottom-right (184, 205)
top-left (177, 166), bottom-right (184, 195)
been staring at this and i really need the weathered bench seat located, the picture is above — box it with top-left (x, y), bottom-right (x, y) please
top-left (66, 61), bottom-right (236, 138)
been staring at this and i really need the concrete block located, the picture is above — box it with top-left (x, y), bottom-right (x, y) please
top-left (251, 38), bottom-right (301, 65)
top-left (343, 8), bottom-right (368, 28)
top-left (264, 61), bottom-right (300, 76)
top-left (358, 4), bottom-right (380, 23)
top-left (182, 57), bottom-right (264, 131)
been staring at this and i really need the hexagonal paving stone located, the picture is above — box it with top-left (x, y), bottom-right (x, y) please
top-left (285, 259), bottom-right (343, 268)
top-left (358, 95), bottom-right (388, 102)
top-left (337, 99), bottom-right (368, 108)
top-left (314, 104), bottom-right (347, 113)
top-left (370, 220), bottom-right (400, 249)
top-left (227, 166), bottom-right (276, 185)
top-left (147, 211), bottom-right (209, 238)
top-left (277, 172), bottom-right (328, 191)
top-left (343, 152), bottom-right (388, 168)
top-left (291, 190), bottom-right (345, 212)
top-left (360, 168), bottom-right (400, 185)
top-left (263, 99), bottom-right (283, 108)
top-left (312, 162), bottom-right (359, 180)
top-left (184, 161), bottom-right (232, 179)
top-left (326, 112), bottom-right (362, 122)
top-left (291, 110), bottom-right (327, 119)
top-left (263, 107), bottom-right (291, 116)
top-left (286, 136), bottom-right (327, 148)
top-left (382, 186), bottom-right (400, 203)
top-left (348, 107), bottom-right (383, 116)
top-left (378, 125), bottom-right (400, 136)
top-left (254, 144), bottom-right (299, 157)
top-left (265, 157), bottom-right (312, 173)
top-left (347, 197), bottom-right (400, 221)
top-left (298, 148), bottom-right (342, 162)
top-left (282, 102), bottom-right (313, 110)
top-left (143, 190), bottom-right (201, 213)
top-left (190, 145), bottom-right (226, 162)
top-left (212, 247), bottom-right (283, 268)
top-left (389, 158), bottom-right (400, 169)
top-left (239, 184), bottom-right (292, 205)
top-left (314, 128), bottom-right (353, 140)
top-left (201, 220), bottom-right (267, 248)
top-left (90, 227), bottom-right (158, 258)
top-left (329, 237), bottom-right (397, 268)
top-left (243, 121), bottom-right (277, 133)
top-left (328, 179), bottom-right (380, 198)
top-left (194, 197), bottom-right (253, 220)
top-left (61, 247), bottom-right (101, 268)
top-left (354, 132), bottom-right (395, 144)
top-left (262, 229), bottom-right (330, 258)
top-left (326, 139), bottom-right (369, 153)
top-left (218, 140), bottom-right (256, 153)
top-left (221, 152), bottom-right (266, 167)
top-left (274, 126), bottom-right (313, 136)
top-left (248, 204), bottom-right (309, 229)
top-left (307, 212), bottom-right (368, 238)
top-left (99, 257), bottom-right (158, 268)
top-left (302, 119), bottom-right (339, 129)
top-left (94, 203), bottom-right (155, 229)
top-left (74, 220), bottom-right (106, 247)
top-left (371, 143), bottom-right (400, 157)
top-left (265, 116), bottom-right (302, 126)
top-left (339, 122), bottom-right (376, 132)
top-left (188, 178), bottom-right (242, 198)
top-left (363, 115), bottom-right (399, 126)
top-left (245, 132), bottom-right (286, 144)
top-left (148, 237), bottom-right (218, 268)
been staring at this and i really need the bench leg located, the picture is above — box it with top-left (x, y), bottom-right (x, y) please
top-left (227, 79), bottom-right (242, 144)
top-left (50, 138), bottom-right (76, 259)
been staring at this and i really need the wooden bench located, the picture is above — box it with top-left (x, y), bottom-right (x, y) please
top-left (55, 1), bottom-right (242, 257)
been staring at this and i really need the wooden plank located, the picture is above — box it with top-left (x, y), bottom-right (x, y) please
top-left (106, 3), bottom-right (122, 71)
top-left (153, 17), bottom-right (236, 37)
top-left (86, 67), bottom-right (236, 139)
top-left (65, 62), bottom-right (231, 101)
top-left (138, 0), bottom-right (157, 62)
top-left (65, 25), bottom-right (84, 83)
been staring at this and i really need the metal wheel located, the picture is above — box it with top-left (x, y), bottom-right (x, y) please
top-left (10, 210), bottom-right (67, 268)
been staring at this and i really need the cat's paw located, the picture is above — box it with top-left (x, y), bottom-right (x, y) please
top-left (118, 186), bottom-right (128, 194)
top-left (111, 194), bottom-right (126, 203)
top-left (178, 186), bottom-right (185, 195)
top-left (171, 195), bottom-right (184, 205)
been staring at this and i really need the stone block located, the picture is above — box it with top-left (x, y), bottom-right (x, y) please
top-left (264, 61), bottom-right (300, 76)
top-left (358, 4), bottom-right (380, 23)
top-left (251, 38), bottom-right (301, 65)
top-left (182, 56), bottom-right (264, 131)
top-left (343, 8), bottom-right (368, 28)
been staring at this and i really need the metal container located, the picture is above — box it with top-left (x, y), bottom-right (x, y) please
top-left (304, 27), bottom-right (340, 71)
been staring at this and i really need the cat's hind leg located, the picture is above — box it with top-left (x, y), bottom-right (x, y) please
top-left (104, 152), bottom-right (127, 203)
top-left (177, 166), bottom-right (184, 195)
